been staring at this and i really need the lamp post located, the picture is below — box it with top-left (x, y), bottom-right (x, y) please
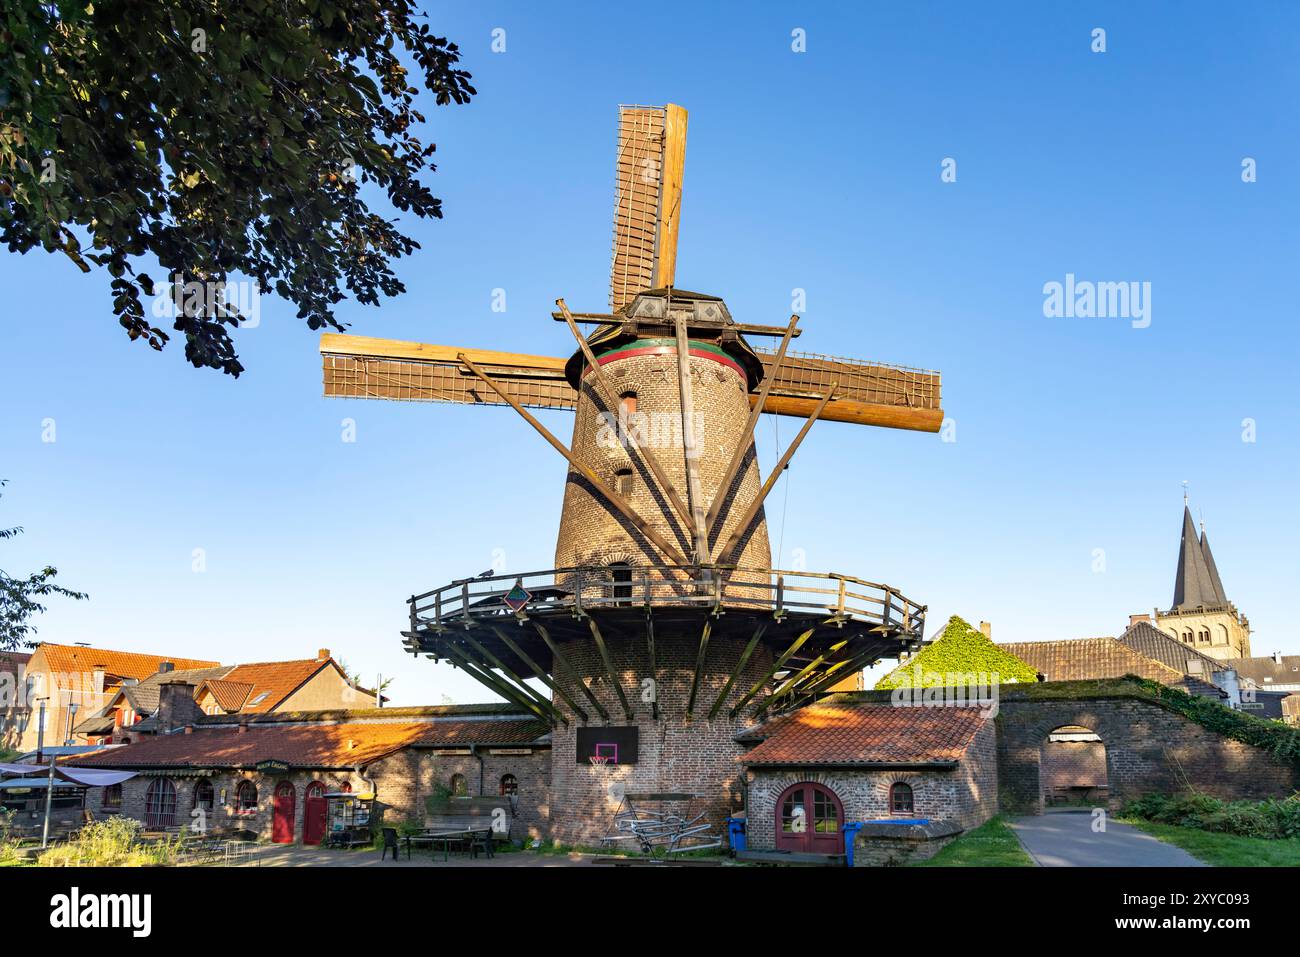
top-left (64, 702), bottom-right (78, 747)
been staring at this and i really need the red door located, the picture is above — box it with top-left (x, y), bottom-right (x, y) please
top-left (303, 782), bottom-right (327, 845)
top-left (774, 782), bottom-right (844, 855)
top-left (272, 781), bottom-right (296, 844)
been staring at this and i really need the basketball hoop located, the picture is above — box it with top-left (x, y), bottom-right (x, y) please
top-left (589, 754), bottom-right (613, 770)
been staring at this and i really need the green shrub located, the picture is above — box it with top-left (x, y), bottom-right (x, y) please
top-left (875, 615), bottom-right (1040, 690)
top-left (1124, 792), bottom-right (1300, 840)
top-left (38, 817), bottom-right (182, 867)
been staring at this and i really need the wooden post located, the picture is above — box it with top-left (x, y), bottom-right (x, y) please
top-left (753, 639), bottom-right (849, 717)
top-left (588, 617), bottom-right (634, 721)
top-left (685, 619), bottom-right (713, 716)
top-left (705, 316), bottom-right (799, 535)
top-left (713, 382), bottom-right (838, 565)
top-left (730, 627), bottom-right (816, 717)
top-left (492, 626), bottom-right (588, 722)
top-left (534, 623), bottom-right (608, 721)
top-left (645, 610), bottom-right (658, 720)
top-left (437, 641), bottom-right (554, 725)
top-left (458, 353), bottom-right (690, 568)
top-left (556, 298), bottom-right (693, 531)
top-left (457, 631), bottom-right (567, 725)
top-left (654, 104), bottom-right (688, 289)
top-left (707, 622), bottom-right (768, 719)
top-left (673, 311), bottom-right (710, 569)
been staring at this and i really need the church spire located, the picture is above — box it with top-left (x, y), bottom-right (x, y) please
top-left (1199, 527), bottom-right (1228, 605)
top-left (1172, 505), bottom-right (1219, 610)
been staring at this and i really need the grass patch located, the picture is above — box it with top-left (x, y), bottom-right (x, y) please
top-left (1121, 818), bottom-right (1300, 867)
top-left (915, 816), bottom-right (1035, 867)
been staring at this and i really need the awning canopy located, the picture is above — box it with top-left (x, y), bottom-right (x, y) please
top-left (0, 762), bottom-right (137, 787)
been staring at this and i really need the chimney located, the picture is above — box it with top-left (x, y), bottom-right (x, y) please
top-left (183, 725), bottom-right (193, 735)
top-left (1129, 614), bottom-right (1151, 627)
top-left (237, 719), bottom-right (248, 734)
top-left (1274, 650), bottom-right (1283, 664)
top-left (979, 621), bottom-right (992, 640)
top-left (158, 661), bottom-right (175, 674)
top-left (156, 679), bottom-right (200, 733)
top-left (92, 666), bottom-right (106, 696)
top-left (317, 648), bottom-right (331, 661)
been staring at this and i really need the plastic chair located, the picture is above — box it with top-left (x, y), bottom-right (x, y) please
top-left (381, 827), bottom-right (400, 861)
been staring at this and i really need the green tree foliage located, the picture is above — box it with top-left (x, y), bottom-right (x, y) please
top-left (1, 480), bottom-right (87, 651)
top-left (0, 0), bottom-right (474, 375)
top-left (874, 615), bottom-right (1040, 690)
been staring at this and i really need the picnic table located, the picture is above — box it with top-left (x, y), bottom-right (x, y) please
top-left (404, 823), bottom-right (495, 861)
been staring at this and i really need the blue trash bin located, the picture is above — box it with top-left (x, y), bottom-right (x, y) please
top-left (842, 822), bottom-right (865, 867)
top-left (725, 817), bottom-right (747, 853)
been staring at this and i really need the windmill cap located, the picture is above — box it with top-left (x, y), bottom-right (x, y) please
top-left (564, 289), bottom-right (765, 389)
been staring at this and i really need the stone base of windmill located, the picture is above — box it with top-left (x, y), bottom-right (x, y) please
top-left (546, 632), bottom-right (776, 850)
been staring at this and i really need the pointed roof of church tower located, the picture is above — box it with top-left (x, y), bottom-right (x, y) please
top-left (1199, 527), bottom-right (1228, 604)
top-left (1172, 506), bottom-right (1220, 610)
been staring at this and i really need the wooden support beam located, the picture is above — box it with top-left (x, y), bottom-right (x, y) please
top-left (458, 353), bottom-right (690, 567)
top-left (753, 639), bottom-right (849, 717)
top-left (534, 623), bottom-right (608, 722)
top-left (792, 643), bottom-right (884, 700)
top-left (653, 104), bottom-right (688, 289)
top-left (685, 619), bottom-right (713, 716)
top-left (587, 617), bottom-right (634, 721)
top-left (673, 309), bottom-right (710, 567)
top-left (455, 632), bottom-right (568, 726)
top-left (705, 316), bottom-right (799, 535)
top-left (436, 641), bottom-right (553, 725)
top-left (708, 622), bottom-right (768, 719)
top-left (713, 382), bottom-right (838, 565)
top-left (645, 612), bottom-right (658, 720)
top-left (492, 626), bottom-right (588, 723)
top-left (557, 298), bottom-right (693, 532)
top-left (730, 627), bottom-right (816, 717)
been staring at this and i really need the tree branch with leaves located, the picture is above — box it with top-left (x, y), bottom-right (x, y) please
top-left (0, 0), bottom-right (475, 375)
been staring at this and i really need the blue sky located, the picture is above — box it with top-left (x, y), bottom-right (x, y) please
top-left (2, 1), bottom-right (1297, 703)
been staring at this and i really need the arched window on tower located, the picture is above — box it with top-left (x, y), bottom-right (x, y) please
top-left (614, 467), bottom-right (634, 496)
top-left (609, 562), bottom-right (633, 605)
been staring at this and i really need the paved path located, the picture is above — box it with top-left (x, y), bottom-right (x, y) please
top-left (1009, 811), bottom-right (1207, 867)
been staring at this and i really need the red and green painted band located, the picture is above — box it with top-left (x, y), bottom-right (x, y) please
top-left (585, 338), bottom-right (747, 380)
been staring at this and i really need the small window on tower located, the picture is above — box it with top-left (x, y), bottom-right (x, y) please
top-left (619, 391), bottom-right (637, 417)
top-left (609, 562), bottom-right (633, 605)
top-left (614, 468), bottom-right (634, 496)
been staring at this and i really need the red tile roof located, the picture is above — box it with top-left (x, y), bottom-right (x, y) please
top-left (999, 638), bottom-right (1224, 696)
top-left (197, 678), bottom-right (255, 712)
top-left (740, 703), bottom-right (990, 767)
top-left (199, 659), bottom-right (330, 713)
top-left (34, 643), bottom-right (219, 681)
top-left (72, 717), bottom-right (549, 769)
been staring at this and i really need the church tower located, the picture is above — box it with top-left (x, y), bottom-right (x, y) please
top-left (1154, 506), bottom-right (1251, 659)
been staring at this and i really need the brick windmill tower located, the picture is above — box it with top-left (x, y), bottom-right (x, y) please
top-left (320, 105), bottom-right (943, 845)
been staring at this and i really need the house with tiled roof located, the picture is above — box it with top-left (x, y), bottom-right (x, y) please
top-left (71, 695), bottom-right (551, 844)
top-left (3, 642), bottom-right (220, 754)
top-left (736, 700), bottom-right (997, 862)
top-left (998, 635), bottom-right (1226, 699)
top-left (71, 648), bottom-right (382, 744)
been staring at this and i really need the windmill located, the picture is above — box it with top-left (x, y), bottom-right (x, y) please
top-left (319, 104), bottom-right (944, 845)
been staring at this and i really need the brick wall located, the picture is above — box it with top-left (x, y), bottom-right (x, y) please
top-left (1041, 740), bottom-right (1107, 790)
top-left (372, 748), bottom-right (551, 842)
top-left (997, 694), bottom-right (1300, 813)
top-left (555, 347), bottom-right (773, 580)
top-left (743, 721), bottom-right (999, 852)
top-left (548, 632), bottom-right (775, 847)
top-left (106, 768), bottom-right (363, 841)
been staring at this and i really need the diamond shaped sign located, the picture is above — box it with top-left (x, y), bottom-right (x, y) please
top-left (503, 582), bottom-right (531, 613)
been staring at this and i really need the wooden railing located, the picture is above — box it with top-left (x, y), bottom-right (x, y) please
top-left (408, 565), bottom-right (925, 638)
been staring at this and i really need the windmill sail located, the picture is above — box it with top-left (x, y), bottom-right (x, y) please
top-left (321, 334), bottom-right (942, 431)
top-left (609, 105), bottom-right (689, 313)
